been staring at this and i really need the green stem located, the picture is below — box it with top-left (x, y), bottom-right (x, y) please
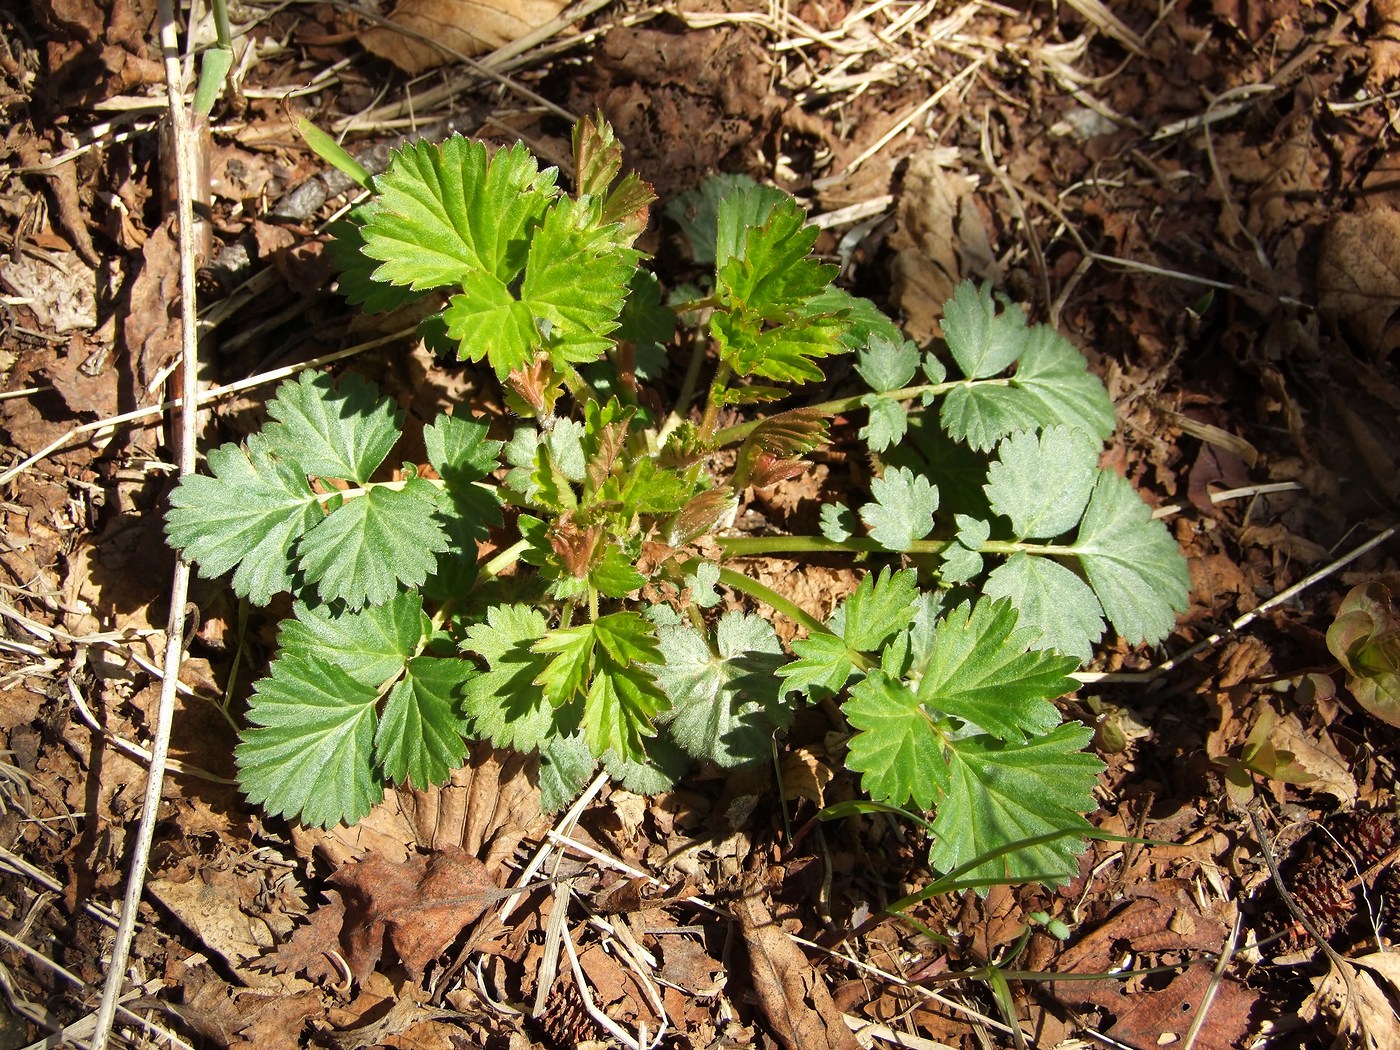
top-left (980, 539), bottom-right (1073, 557)
top-left (670, 293), bottom-right (721, 316)
top-left (478, 537), bottom-right (530, 582)
top-left (716, 535), bottom-right (950, 557)
top-left (698, 360), bottom-right (734, 441)
top-left (712, 565), bottom-right (829, 638)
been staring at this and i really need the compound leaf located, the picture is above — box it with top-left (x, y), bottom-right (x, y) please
top-left (375, 656), bottom-right (474, 788)
top-left (929, 723), bottom-right (1102, 885)
top-left (653, 612), bottom-right (786, 767)
top-left (297, 478), bottom-right (449, 610)
top-left (360, 136), bottom-right (557, 290)
top-left (462, 605), bottom-right (559, 751)
top-left (859, 466), bottom-right (939, 551)
top-left (986, 427), bottom-right (1099, 539)
top-left (1069, 472), bottom-right (1190, 645)
top-left (236, 652), bottom-right (382, 828)
top-left (915, 598), bottom-right (1077, 742)
top-left (166, 435), bottom-right (320, 606)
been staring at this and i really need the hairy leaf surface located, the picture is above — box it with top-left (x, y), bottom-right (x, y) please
top-left (262, 371), bottom-right (402, 484)
top-left (462, 605), bottom-right (558, 751)
top-left (236, 653), bottom-right (382, 828)
top-left (653, 612), bottom-right (786, 767)
top-left (985, 427), bottom-right (1098, 539)
top-left (1070, 472), bottom-right (1190, 645)
top-left (915, 598), bottom-right (1077, 742)
top-left (165, 435), bottom-right (319, 605)
top-left (929, 724), bottom-right (1102, 885)
top-left (296, 479), bottom-right (448, 609)
top-left (859, 467), bottom-right (939, 551)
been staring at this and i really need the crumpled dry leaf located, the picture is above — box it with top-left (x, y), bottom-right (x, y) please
top-left (732, 882), bottom-right (860, 1050)
top-left (329, 846), bottom-right (505, 980)
top-left (888, 149), bottom-right (998, 343)
top-left (1301, 952), bottom-right (1400, 1049)
top-left (292, 742), bottom-right (545, 874)
top-left (1264, 709), bottom-right (1357, 804)
top-left (1318, 210), bottom-right (1400, 362)
top-left (360, 0), bottom-right (567, 74)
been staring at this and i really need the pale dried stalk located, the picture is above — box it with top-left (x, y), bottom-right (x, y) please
top-left (88, 2), bottom-right (200, 1047)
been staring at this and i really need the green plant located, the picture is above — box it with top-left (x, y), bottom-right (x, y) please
top-left (165, 116), bottom-right (1189, 885)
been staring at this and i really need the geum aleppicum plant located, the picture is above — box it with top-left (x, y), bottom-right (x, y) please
top-left (165, 115), bottom-right (1190, 886)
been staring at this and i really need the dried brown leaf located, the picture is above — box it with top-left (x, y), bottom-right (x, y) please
top-left (1302, 953), bottom-right (1400, 1050)
top-left (330, 846), bottom-right (504, 980)
top-left (261, 891), bottom-right (348, 984)
top-left (360, 0), bottom-right (567, 75)
top-left (732, 885), bottom-right (860, 1050)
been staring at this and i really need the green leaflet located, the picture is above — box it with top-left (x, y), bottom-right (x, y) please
top-left (936, 283), bottom-right (1116, 451)
top-left (651, 612), bottom-right (787, 767)
top-left (262, 370), bottom-right (401, 484)
top-left (240, 599), bottom-right (477, 825)
top-left (277, 593), bottom-right (425, 688)
top-left (985, 427), bottom-right (1098, 539)
top-left (165, 434), bottom-right (320, 605)
top-left (296, 480), bottom-right (448, 610)
top-left (236, 652), bottom-right (383, 828)
top-left (929, 724), bottom-right (1102, 885)
top-left (534, 612), bottom-right (668, 765)
top-left (360, 136), bottom-right (557, 289)
top-left (461, 605), bottom-right (561, 752)
top-left (375, 656), bottom-right (474, 788)
top-left (859, 466), bottom-right (939, 551)
top-left (1069, 471), bottom-right (1191, 645)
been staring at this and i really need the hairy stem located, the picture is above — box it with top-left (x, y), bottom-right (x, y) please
top-left (711, 565), bottom-right (828, 637)
top-left (711, 377), bottom-right (996, 448)
top-left (717, 535), bottom-right (951, 557)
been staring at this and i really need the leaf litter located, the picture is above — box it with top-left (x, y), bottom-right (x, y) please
top-left (3, 0), bottom-right (1400, 1048)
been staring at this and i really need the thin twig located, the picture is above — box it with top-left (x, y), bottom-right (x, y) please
top-left (89, 3), bottom-right (201, 1046)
